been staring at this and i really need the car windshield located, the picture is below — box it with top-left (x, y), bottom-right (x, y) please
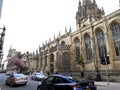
top-left (36, 73), bottom-right (42, 75)
top-left (36, 73), bottom-right (45, 75)
top-left (14, 74), bottom-right (25, 78)
top-left (67, 77), bottom-right (79, 82)
top-left (62, 75), bottom-right (80, 83)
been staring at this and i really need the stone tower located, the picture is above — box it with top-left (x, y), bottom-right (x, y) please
top-left (76, 0), bottom-right (104, 28)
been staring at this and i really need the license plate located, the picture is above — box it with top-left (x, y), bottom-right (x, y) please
top-left (85, 89), bottom-right (91, 90)
top-left (20, 78), bottom-right (25, 80)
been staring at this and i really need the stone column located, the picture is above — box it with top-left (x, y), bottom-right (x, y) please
top-left (54, 39), bottom-right (59, 73)
top-left (103, 14), bottom-right (110, 56)
top-left (46, 43), bottom-right (50, 73)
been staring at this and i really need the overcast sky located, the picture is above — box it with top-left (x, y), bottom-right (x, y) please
top-left (0, 0), bottom-right (119, 61)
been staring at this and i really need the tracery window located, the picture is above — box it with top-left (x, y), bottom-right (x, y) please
top-left (84, 34), bottom-right (92, 61)
top-left (96, 29), bottom-right (107, 58)
top-left (74, 38), bottom-right (80, 61)
top-left (61, 41), bottom-right (65, 46)
top-left (112, 23), bottom-right (120, 56)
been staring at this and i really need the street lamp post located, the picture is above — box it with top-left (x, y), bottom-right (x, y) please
top-left (0, 26), bottom-right (6, 69)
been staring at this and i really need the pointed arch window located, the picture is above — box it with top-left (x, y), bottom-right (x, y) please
top-left (74, 38), bottom-right (80, 61)
top-left (84, 34), bottom-right (92, 61)
top-left (112, 23), bottom-right (120, 56)
top-left (96, 29), bottom-right (107, 58)
top-left (61, 41), bottom-right (65, 46)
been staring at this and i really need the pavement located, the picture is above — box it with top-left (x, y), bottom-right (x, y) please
top-left (95, 81), bottom-right (120, 90)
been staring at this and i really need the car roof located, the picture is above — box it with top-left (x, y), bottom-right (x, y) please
top-left (51, 74), bottom-right (69, 77)
top-left (50, 74), bottom-right (94, 83)
top-left (50, 74), bottom-right (72, 80)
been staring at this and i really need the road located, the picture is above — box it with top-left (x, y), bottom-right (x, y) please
top-left (0, 73), bottom-right (40, 90)
top-left (95, 81), bottom-right (120, 90)
top-left (0, 73), bottom-right (120, 90)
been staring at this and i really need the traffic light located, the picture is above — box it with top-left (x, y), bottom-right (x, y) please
top-left (100, 56), bottom-right (110, 65)
top-left (100, 57), bottom-right (106, 65)
top-left (106, 56), bottom-right (110, 64)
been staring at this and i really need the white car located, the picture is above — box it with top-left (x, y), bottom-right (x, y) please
top-left (5, 73), bottom-right (28, 86)
top-left (31, 72), bottom-right (47, 81)
top-left (6, 71), bottom-right (11, 75)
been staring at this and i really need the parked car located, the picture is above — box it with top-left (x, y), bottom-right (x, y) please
top-left (37, 74), bottom-right (97, 90)
top-left (31, 72), bottom-right (47, 81)
top-left (5, 73), bottom-right (28, 86)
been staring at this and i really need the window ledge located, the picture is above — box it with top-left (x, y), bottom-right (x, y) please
top-left (84, 61), bottom-right (92, 64)
top-left (113, 56), bottom-right (120, 60)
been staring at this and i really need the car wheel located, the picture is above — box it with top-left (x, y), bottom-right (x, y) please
top-left (10, 83), bottom-right (13, 87)
top-left (5, 81), bottom-right (8, 85)
top-left (37, 87), bottom-right (41, 90)
top-left (23, 83), bottom-right (27, 86)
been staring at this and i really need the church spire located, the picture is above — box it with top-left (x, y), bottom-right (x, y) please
top-left (79, 0), bottom-right (81, 6)
top-left (76, 0), bottom-right (104, 28)
top-left (10, 45), bottom-right (12, 50)
top-left (82, 0), bottom-right (91, 6)
top-left (76, 0), bottom-right (103, 27)
top-left (93, 0), bottom-right (96, 3)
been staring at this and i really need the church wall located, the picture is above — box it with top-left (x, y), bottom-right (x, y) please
top-left (25, 1), bottom-right (120, 82)
top-left (59, 35), bottom-right (71, 45)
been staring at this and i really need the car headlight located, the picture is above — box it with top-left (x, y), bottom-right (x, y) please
top-left (38, 82), bottom-right (41, 85)
top-left (88, 82), bottom-right (94, 86)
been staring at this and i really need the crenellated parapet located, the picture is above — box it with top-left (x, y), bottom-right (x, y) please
top-left (49, 45), bottom-right (57, 53)
top-left (58, 45), bottom-right (71, 50)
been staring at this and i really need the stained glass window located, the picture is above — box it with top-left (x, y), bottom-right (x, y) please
top-left (74, 38), bottom-right (80, 61)
top-left (96, 29), bottom-right (107, 58)
top-left (84, 34), bottom-right (92, 61)
top-left (112, 23), bottom-right (120, 56)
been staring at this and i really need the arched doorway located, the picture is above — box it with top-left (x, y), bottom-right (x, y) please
top-left (62, 52), bottom-right (70, 72)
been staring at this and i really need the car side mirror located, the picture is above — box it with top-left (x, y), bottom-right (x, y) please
top-left (41, 81), bottom-right (46, 85)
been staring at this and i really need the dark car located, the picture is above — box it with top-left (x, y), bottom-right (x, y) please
top-left (37, 74), bottom-right (97, 90)
top-left (5, 73), bottom-right (28, 86)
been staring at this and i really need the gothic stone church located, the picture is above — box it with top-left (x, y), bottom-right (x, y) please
top-left (36, 0), bottom-right (120, 76)
top-left (7, 0), bottom-right (120, 79)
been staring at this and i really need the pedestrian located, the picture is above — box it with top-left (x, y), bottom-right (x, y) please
top-left (47, 71), bottom-right (50, 76)
top-left (81, 71), bottom-right (84, 77)
top-left (96, 74), bottom-right (101, 81)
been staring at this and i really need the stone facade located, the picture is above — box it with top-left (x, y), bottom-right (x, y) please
top-left (35, 0), bottom-right (120, 77)
top-left (5, 1), bottom-right (120, 79)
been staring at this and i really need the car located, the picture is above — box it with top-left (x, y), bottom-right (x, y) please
top-left (5, 71), bottom-right (12, 76)
top-left (5, 73), bottom-right (28, 86)
top-left (37, 74), bottom-right (97, 90)
top-left (31, 72), bottom-right (47, 81)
